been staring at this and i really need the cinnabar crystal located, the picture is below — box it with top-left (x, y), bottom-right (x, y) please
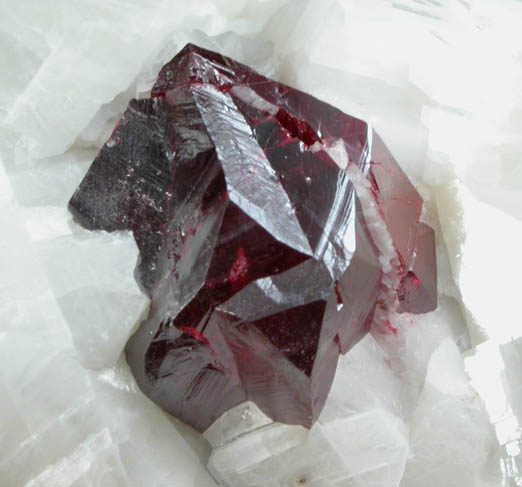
top-left (69, 44), bottom-right (436, 431)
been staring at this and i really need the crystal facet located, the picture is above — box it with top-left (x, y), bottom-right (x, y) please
top-left (69, 44), bottom-right (437, 431)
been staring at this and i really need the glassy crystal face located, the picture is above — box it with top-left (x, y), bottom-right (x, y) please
top-left (69, 44), bottom-right (437, 431)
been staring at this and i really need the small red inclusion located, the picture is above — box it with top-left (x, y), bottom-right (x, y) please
top-left (369, 171), bottom-right (379, 194)
top-left (411, 274), bottom-right (420, 287)
top-left (228, 247), bottom-right (249, 288)
top-left (274, 109), bottom-right (320, 146)
top-left (384, 320), bottom-right (398, 336)
top-left (334, 285), bottom-right (343, 305)
top-left (179, 326), bottom-right (210, 346)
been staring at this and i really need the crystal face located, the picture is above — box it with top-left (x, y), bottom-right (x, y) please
top-left (69, 44), bottom-right (437, 432)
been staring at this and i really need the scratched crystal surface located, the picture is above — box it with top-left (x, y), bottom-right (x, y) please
top-left (69, 44), bottom-right (436, 431)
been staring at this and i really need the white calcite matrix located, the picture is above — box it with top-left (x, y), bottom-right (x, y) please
top-left (1, 1), bottom-right (522, 486)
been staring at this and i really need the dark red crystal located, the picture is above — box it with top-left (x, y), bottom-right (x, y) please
top-left (368, 133), bottom-right (437, 313)
top-left (69, 44), bottom-right (437, 432)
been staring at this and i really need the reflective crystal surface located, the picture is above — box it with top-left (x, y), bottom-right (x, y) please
top-left (69, 44), bottom-right (436, 431)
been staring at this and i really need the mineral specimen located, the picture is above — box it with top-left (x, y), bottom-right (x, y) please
top-left (69, 43), bottom-right (437, 432)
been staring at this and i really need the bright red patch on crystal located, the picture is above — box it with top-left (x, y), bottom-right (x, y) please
top-left (69, 44), bottom-right (437, 432)
top-left (384, 320), bottom-right (399, 337)
top-left (228, 247), bottom-right (249, 289)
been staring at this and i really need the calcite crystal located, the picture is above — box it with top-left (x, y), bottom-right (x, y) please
top-left (69, 44), bottom-right (437, 431)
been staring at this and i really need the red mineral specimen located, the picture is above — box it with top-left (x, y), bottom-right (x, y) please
top-left (69, 44), bottom-right (437, 432)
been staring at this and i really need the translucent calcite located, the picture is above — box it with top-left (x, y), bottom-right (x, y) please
top-left (69, 44), bottom-right (436, 431)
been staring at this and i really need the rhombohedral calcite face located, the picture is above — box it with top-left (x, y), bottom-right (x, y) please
top-left (69, 43), bottom-right (437, 432)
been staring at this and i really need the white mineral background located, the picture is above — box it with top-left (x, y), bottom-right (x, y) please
top-left (0, 0), bottom-right (521, 486)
